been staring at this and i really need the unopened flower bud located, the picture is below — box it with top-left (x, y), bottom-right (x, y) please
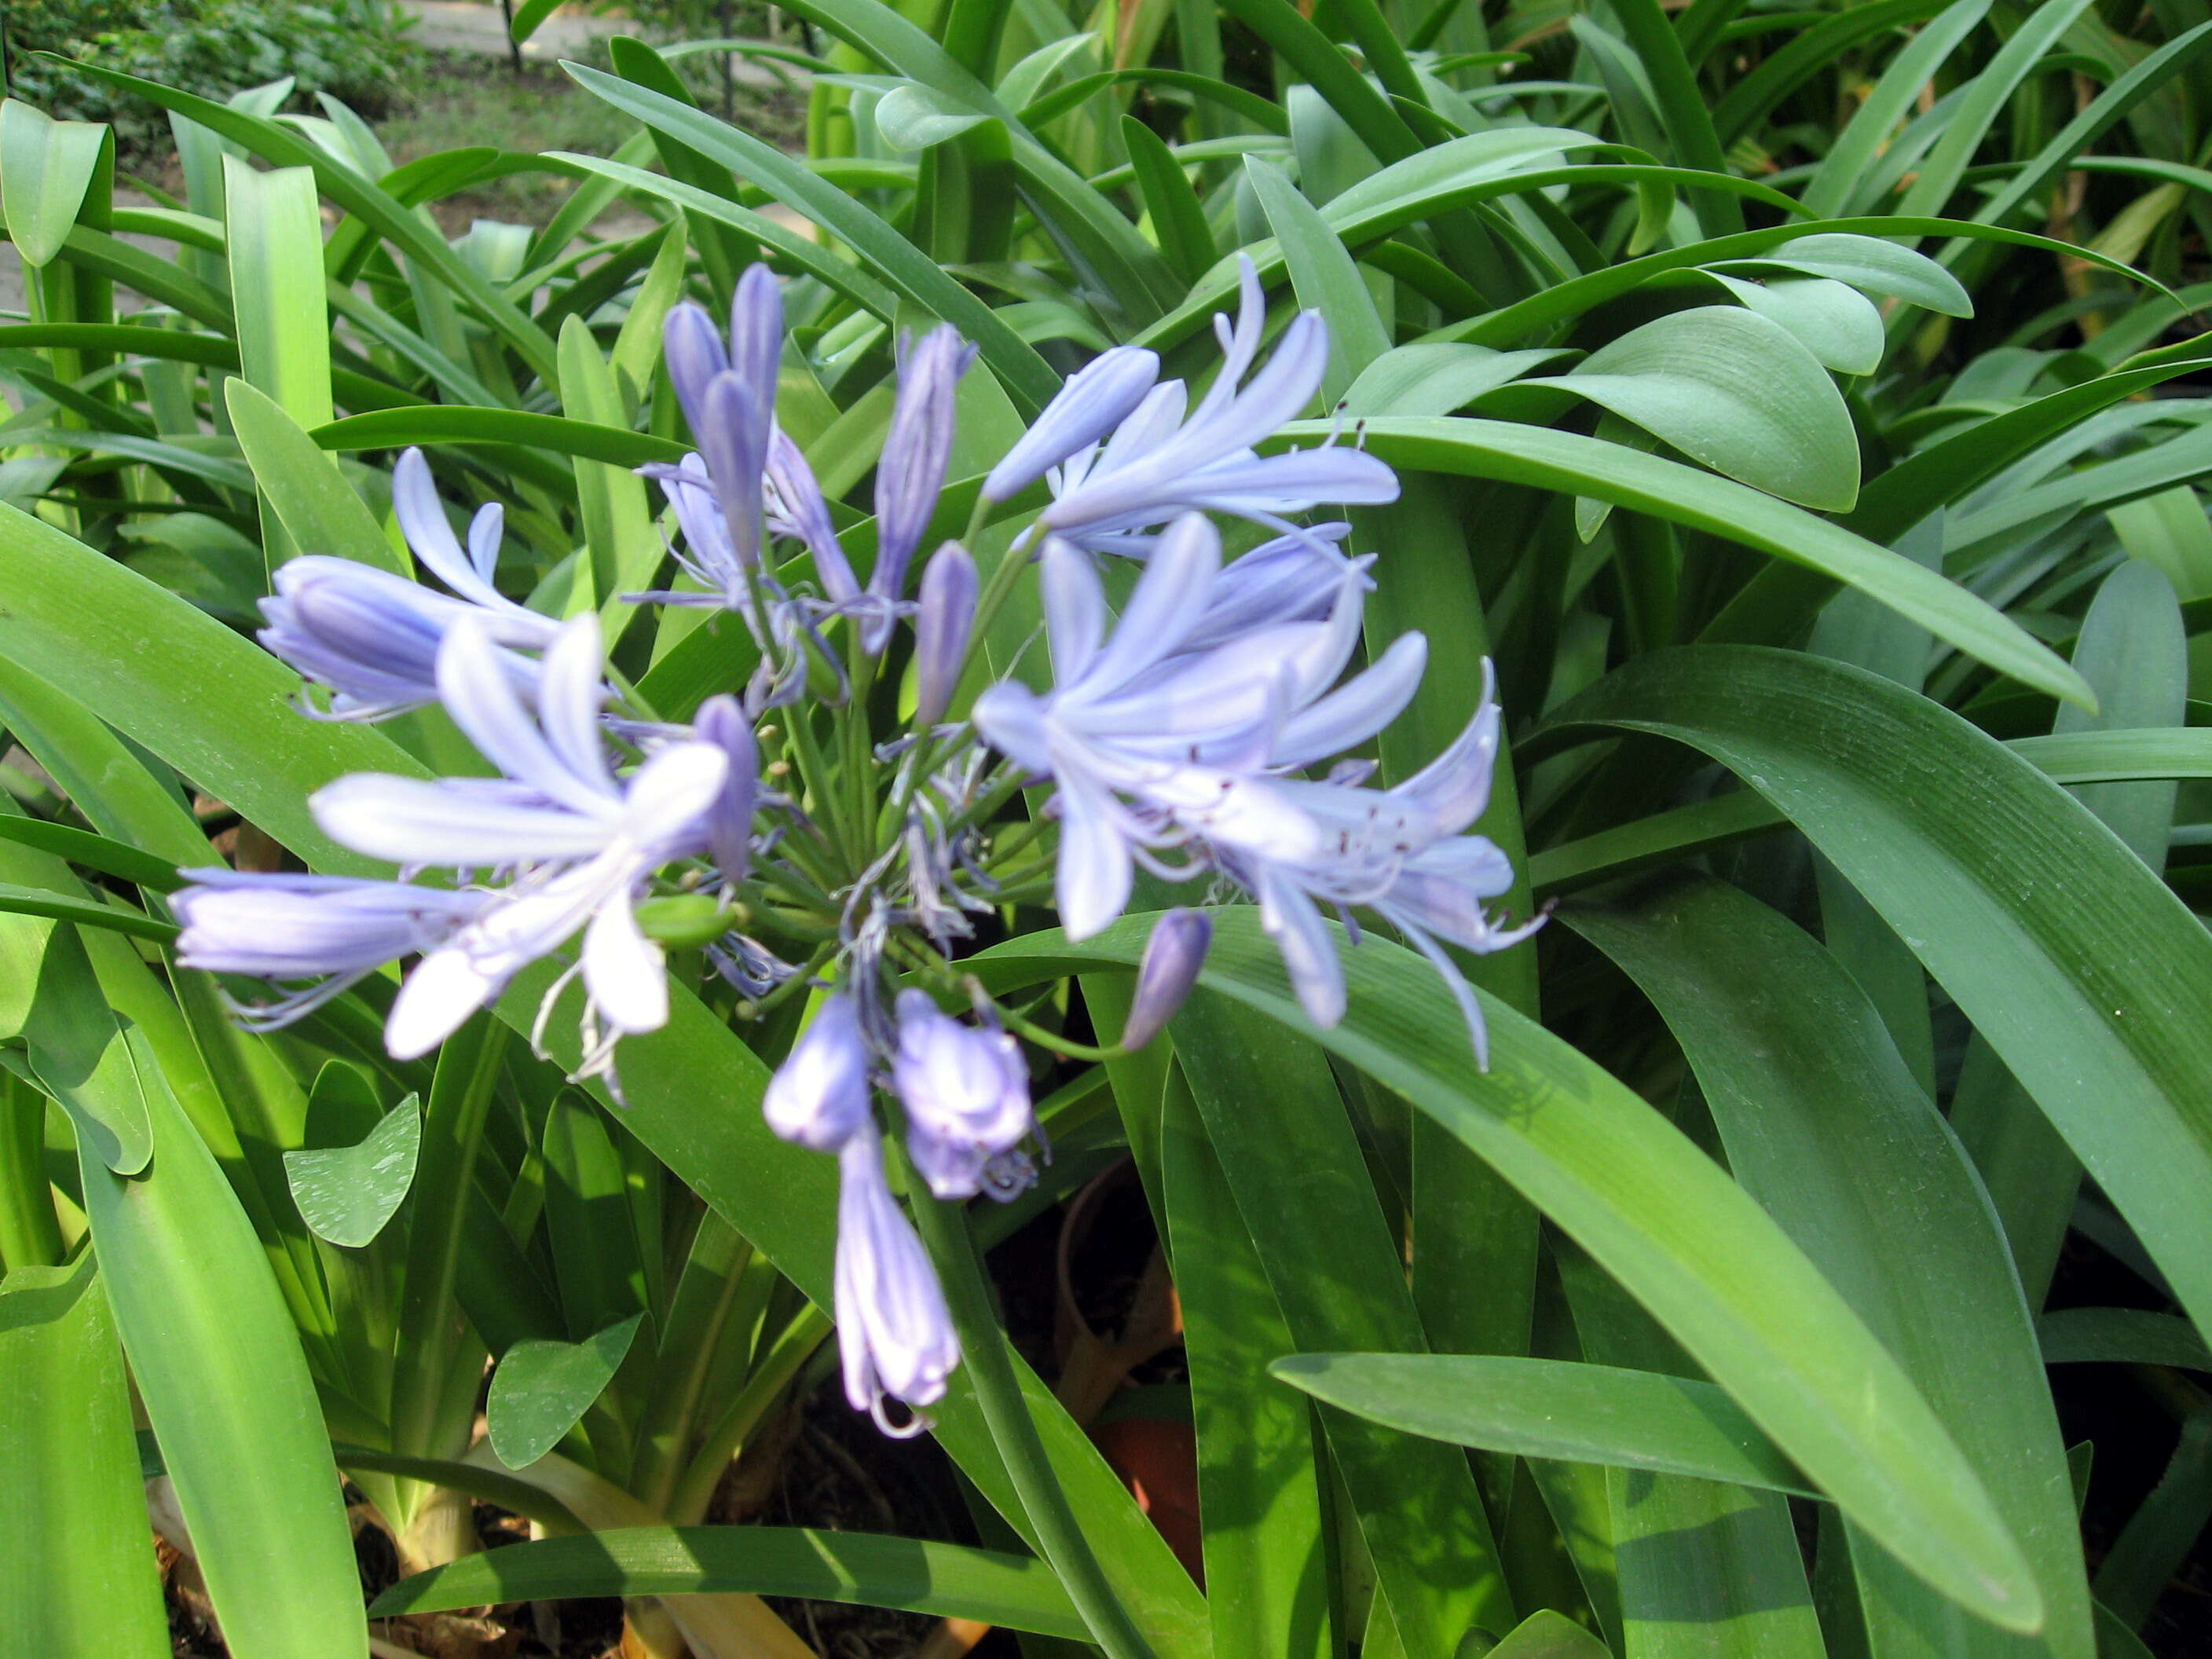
top-left (913, 542), bottom-right (977, 727)
top-left (634, 893), bottom-right (736, 950)
top-left (865, 327), bottom-right (974, 650)
top-left (693, 694), bottom-right (758, 883)
top-left (835, 1131), bottom-right (959, 1434)
top-left (891, 989), bottom-right (1031, 1199)
top-left (764, 993), bottom-right (871, 1151)
top-left (1122, 908), bottom-right (1212, 1050)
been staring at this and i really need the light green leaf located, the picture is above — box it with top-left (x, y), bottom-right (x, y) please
top-left (1712, 232), bottom-right (1973, 317)
top-left (283, 1097), bottom-right (421, 1248)
top-left (0, 1255), bottom-right (169, 1657)
top-left (71, 1028), bottom-right (368, 1659)
top-left (1273, 1353), bottom-right (1812, 1496)
top-left (876, 82), bottom-right (993, 150)
top-left (1704, 273), bottom-right (1886, 376)
top-left (1247, 156), bottom-right (1391, 405)
top-left (1342, 343), bottom-right (1570, 417)
top-left (1486, 1610), bottom-right (1613, 1659)
top-left (17, 927), bottom-right (155, 1175)
top-left (228, 381), bottom-right (408, 578)
top-left (1529, 306), bottom-right (1859, 511)
top-left (0, 99), bottom-right (111, 268)
top-left (220, 157), bottom-right (333, 435)
top-left (487, 1312), bottom-right (646, 1470)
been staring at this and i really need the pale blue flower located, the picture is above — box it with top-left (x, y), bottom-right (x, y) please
top-left (890, 989), bottom-right (1031, 1199)
top-left (972, 516), bottom-right (1533, 1053)
top-left (835, 1130), bottom-right (961, 1434)
top-left (765, 427), bottom-right (861, 605)
top-left (972, 515), bottom-right (1410, 938)
top-left (260, 448), bottom-right (555, 718)
top-left (1031, 258), bottom-right (1397, 556)
top-left (172, 870), bottom-right (490, 1028)
top-left (764, 992), bottom-right (873, 1152)
top-left (309, 616), bottom-right (729, 1060)
top-left (1229, 664), bottom-right (1544, 1058)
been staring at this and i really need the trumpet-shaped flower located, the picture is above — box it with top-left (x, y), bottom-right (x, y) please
top-left (1029, 259), bottom-right (1397, 556)
top-left (972, 515), bottom-right (1418, 938)
top-left (972, 515), bottom-right (1533, 1055)
top-left (260, 448), bottom-right (557, 718)
top-left (1221, 665), bottom-right (1543, 1058)
top-left (309, 615), bottom-right (729, 1061)
top-left (890, 990), bottom-right (1031, 1199)
top-left (172, 870), bottom-right (491, 1027)
top-left (835, 1131), bottom-right (961, 1434)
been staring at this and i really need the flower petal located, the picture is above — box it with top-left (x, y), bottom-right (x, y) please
top-left (583, 895), bottom-right (668, 1035)
top-left (386, 945), bottom-right (500, 1059)
top-left (984, 345), bottom-right (1159, 502)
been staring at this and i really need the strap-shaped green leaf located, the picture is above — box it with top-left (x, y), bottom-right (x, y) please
top-left (71, 1021), bottom-right (368, 1659)
top-left (372, 1524), bottom-right (1088, 1636)
top-left (1543, 647), bottom-right (2212, 1378)
top-left (1274, 1353), bottom-right (1813, 1495)
top-left (969, 912), bottom-right (2042, 1632)
top-left (0, 1256), bottom-right (169, 1657)
top-left (1570, 879), bottom-right (2094, 1657)
top-left (1325, 416), bottom-right (2089, 705)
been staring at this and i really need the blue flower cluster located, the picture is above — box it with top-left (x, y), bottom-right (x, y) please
top-left (174, 256), bottom-right (1539, 1431)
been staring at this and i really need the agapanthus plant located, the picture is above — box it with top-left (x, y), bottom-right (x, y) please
top-left (175, 256), bottom-right (1540, 1432)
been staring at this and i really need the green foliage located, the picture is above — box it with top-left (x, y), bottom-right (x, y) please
top-left (4, 0), bottom-right (412, 152)
top-left (4, 0), bottom-right (2212, 1654)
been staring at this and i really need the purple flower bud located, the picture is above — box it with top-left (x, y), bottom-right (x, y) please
top-left (729, 263), bottom-right (783, 415)
top-left (890, 989), bottom-right (1031, 1200)
top-left (834, 1130), bottom-right (960, 1434)
top-left (865, 326), bottom-right (973, 650)
top-left (662, 302), bottom-right (730, 445)
top-left (912, 542), bottom-right (977, 727)
top-left (983, 345), bottom-right (1159, 502)
top-left (701, 370), bottom-right (770, 572)
top-left (692, 694), bottom-right (758, 883)
top-left (1121, 907), bottom-right (1212, 1050)
top-left (764, 993), bottom-right (872, 1152)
